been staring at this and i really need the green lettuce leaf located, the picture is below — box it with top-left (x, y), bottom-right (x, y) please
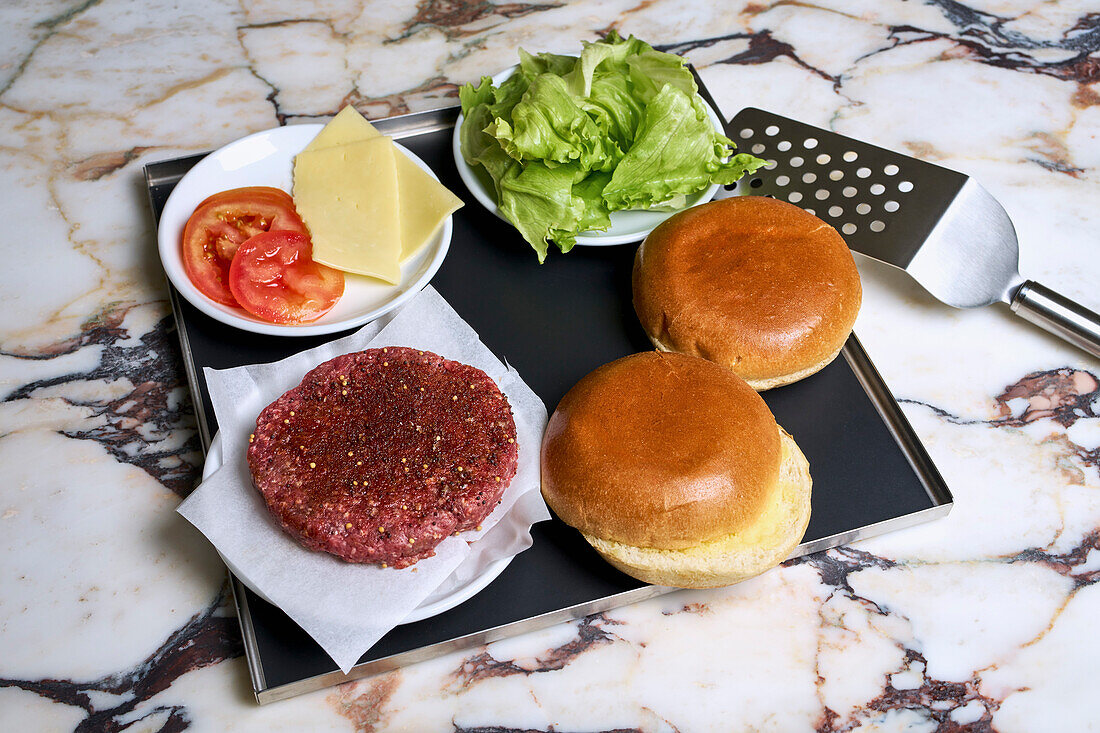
top-left (456, 32), bottom-right (765, 260)
top-left (572, 170), bottom-right (613, 233)
top-left (458, 77), bottom-right (495, 168)
top-left (582, 73), bottom-right (644, 150)
top-left (626, 49), bottom-right (698, 105)
top-left (602, 85), bottom-right (764, 211)
top-left (497, 161), bottom-right (585, 263)
top-left (458, 77), bottom-right (519, 198)
top-left (488, 73), bottom-right (621, 173)
top-left (518, 48), bottom-right (576, 79)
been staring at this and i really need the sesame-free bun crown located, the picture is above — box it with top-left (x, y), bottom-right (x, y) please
top-left (633, 196), bottom-right (862, 390)
top-left (540, 351), bottom-right (812, 588)
top-left (541, 351), bottom-right (781, 550)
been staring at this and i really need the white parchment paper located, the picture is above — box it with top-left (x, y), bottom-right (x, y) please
top-left (177, 287), bottom-right (550, 673)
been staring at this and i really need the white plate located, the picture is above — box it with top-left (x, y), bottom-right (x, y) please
top-left (202, 433), bottom-right (511, 625)
top-left (452, 65), bottom-right (723, 247)
top-left (158, 125), bottom-right (451, 336)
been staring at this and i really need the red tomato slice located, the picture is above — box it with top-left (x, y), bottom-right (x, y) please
top-left (181, 187), bottom-right (309, 306)
top-left (229, 231), bottom-right (344, 324)
top-left (194, 186), bottom-right (295, 212)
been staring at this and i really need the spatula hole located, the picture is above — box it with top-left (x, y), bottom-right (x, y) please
top-left (750, 178), bottom-right (763, 188)
top-left (898, 180), bottom-right (914, 192)
top-left (828, 206), bottom-right (843, 217)
top-left (788, 192), bottom-right (803, 203)
top-left (843, 151), bottom-right (858, 162)
top-left (816, 153), bottom-right (831, 165)
top-left (842, 186), bottom-right (857, 197)
top-left (739, 128), bottom-right (754, 139)
top-left (842, 223), bottom-right (857, 235)
top-left (775, 175), bottom-right (790, 186)
top-left (815, 189), bottom-right (830, 200)
top-left (803, 138), bottom-right (818, 149)
top-left (752, 143), bottom-right (766, 154)
top-left (789, 156), bottom-right (804, 167)
top-left (829, 170), bottom-right (844, 181)
top-left (777, 140), bottom-right (792, 152)
top-left (804, 208), bottom-right (816, 216)
top-left (802, 172), bottom-right (817, 183)
top-left (765, 159), bottom-right (778, 170)
top-left (765, 125), bottom-right (779, 136)
top-left (883, 164), bottom-right (899, 176)
top-left (856, 167), bottom-right (871, 178)
top-left (870, 183), bottom-right (885, 195)
top-left (870, 220), bottom-right (885, 232)
top-left (856, 203), bottom-right (871, 215)
top-left (884, 200), bottom-right (899, 212)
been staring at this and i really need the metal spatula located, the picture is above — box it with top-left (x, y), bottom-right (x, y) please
top-left (714, 107), bottom-right (1100, 359)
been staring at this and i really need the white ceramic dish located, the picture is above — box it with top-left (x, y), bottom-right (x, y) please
top-left (452, 64), bottom-right (724, 247)
top-left (202, 433), bottom-right (512, 625)
top-left (158, 124), bottom-right (451, 336)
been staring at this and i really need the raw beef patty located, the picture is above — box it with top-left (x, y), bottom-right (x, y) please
top-left (247, 347), bottom-right (518, 568)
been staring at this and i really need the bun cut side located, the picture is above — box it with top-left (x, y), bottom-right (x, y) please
top-left (587, 428), bottom-right (810, 588)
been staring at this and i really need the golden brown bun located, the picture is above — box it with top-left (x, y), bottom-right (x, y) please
top-left (540, 351), bottom-right (812, 588)
top-left (587, 429), bottom-right (811, 588)
top-left (633, 196), bottom-right (862, 390)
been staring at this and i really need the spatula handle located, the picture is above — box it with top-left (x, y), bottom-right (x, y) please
top-left (1010, 281), bottom-right (1100, 359)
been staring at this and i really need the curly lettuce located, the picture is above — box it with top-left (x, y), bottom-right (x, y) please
top-left (459, 31), bottom-right (764, 262)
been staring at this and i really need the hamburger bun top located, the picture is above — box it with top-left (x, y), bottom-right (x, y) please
top-left (633, 196), bottom-right (862, 388)
top-left (540, 351), bottom-right (782, 550)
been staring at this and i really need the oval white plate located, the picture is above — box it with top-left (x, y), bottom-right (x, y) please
top-left (158, 124), bottom-right (451, 336)
top-left (202, 433), bottom-right (511, 625)
top-left (452, 64), bottom-right (723, 247)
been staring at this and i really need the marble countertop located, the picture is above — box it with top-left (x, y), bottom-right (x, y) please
top-left (2, 1), bottom-right (1098, 730)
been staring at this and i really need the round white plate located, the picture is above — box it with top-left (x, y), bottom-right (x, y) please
top-left (202, 433), bottom-right (511, 625)
top-left (452, 65), bottom-right (723, 247)
top-left (158, 124), bottom-right (451, 336)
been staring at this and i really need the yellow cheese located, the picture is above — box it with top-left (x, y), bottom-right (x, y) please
top-left (294, 105), bottom-right (464, 276)
top-left (293, 137), bottom-right (402, 284)
top-left (303, 106), bottom-right (381, 153)
top-left (393, 151), bottom-right (464, 260)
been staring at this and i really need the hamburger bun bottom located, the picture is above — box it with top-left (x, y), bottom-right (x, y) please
top-left (583, 428), bottom-right (811, 588)
top-left (650, 334), bottom-right (844, 391)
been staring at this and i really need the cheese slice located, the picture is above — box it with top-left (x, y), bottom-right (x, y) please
top-left (293, 137), bottom-right (402, 284)
top-left (393, 152), bottom-right (464, 261)
top-left (303, 106), bottom-right (381, 153)
top-left (294, 105), bottom-right (464, 275)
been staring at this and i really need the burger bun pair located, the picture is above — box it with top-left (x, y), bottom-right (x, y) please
top-left (541, 352), bottom-right (811, 589)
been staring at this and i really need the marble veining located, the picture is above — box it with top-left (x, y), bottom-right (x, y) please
top-left (0, 587), bottom-right (240, 733)
top-left (1, 0), bottom-right (1098, 731)
top-left (2, 309), bottom-right (201, 497)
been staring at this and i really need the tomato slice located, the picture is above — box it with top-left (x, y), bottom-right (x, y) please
top-left (193, 186), bottom-right (295, 212)
top-left (229, 231), bottom-right (344, 324)
top-left (181, 187), bottom-right (309, 306)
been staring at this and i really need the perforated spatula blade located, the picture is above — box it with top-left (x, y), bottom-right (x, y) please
top-left (715, 107), bottom-right (1100, 359)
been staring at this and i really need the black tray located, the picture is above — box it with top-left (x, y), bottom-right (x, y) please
top-left (145, 95), bottom-right (951, 704)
